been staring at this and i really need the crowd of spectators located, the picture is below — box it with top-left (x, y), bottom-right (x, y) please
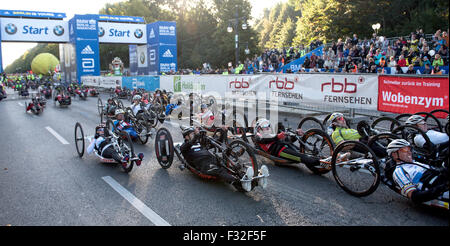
top-left (167, 28), bottom-right (449, 75)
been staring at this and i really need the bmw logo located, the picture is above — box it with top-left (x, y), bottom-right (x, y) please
top-left (53, 25), bottom-right (65, 36)
top-left (98, 27), bottom-right (105, 37)
top-left (5, 23), bottom-right (17, 35)
top-left (140, 52), bottom-right (145, 64)
top-left (134, 29), bottom-right (143, 39)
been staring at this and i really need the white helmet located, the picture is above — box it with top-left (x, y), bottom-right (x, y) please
top-left (133, 95), bottom-right (142, 101)
top-left (115, 109), bottom-right (125, 116)
top-left (405, 115), bottom-right (425, 125)
top-left (255, 118), bottom-right (274, 137)
top-left (386, 139), bottom-right (411, 156)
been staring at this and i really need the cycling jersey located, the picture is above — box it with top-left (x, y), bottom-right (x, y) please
top-left (392, 161), bottom-right (431, 196)
top-left (413, 130), bottom-right (449, 148)
top-left (131, 103), bottom-right (142, 116)
top-left (87, 136), bottom-right (111, 156)
top-left (114, 120), bottom-right (138, 138)
top-left (331, 127), bottom-right (362, 145)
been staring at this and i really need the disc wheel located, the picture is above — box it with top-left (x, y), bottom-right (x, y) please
top-left (155, 128), bottom-right (174, 169)
top-left (74, 122), bottom-right (85, 158)
top-left (331, 141), bottom-right (380, 197)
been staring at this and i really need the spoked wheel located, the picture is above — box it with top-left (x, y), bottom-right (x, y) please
top-left (226, 139), bottom-right (260, 192)
top-left (367, 133), bottom-right (400, 159)
top-left (97, 98), bottom-right (103, 116)
top-left (118, 132), bottom-right (135, 173)
top-left (429, 109), bottom-right (449, 120)
top-left (371, 116), bottom-right (401, 133)
top-left (331, 141), bottom-right (380, 197)
top-left (155, 128), bottom-right (174, 169)
top-left (300, 129), bottom-right (334, 175)
top-left (298, 116), bottom-right (325, 131)
top-left (74, 122), bottom-right (85, 158)
top-left (394, 113), bottom-right (412, 128)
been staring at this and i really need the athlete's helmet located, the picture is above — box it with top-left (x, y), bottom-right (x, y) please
top-left (386, 139), bottom-right (411, 156)
top-left (133, 95), bottom-right (142, 101)
top-left (254, 118), bottom-right (274, 137)
top-left (327, 112), bottom-right (344, 125)
top-left (182, 126), bottom-right (195, 138)
top-left (405, 115), bottom-right (425, 125)
top-left (115, 109), bottom-right (125, 116)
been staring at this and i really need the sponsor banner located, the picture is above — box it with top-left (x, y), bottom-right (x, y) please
top-left (122, 76), bottom-right (160, 91)
top-left (147, 21), bottom-right (177, 45)
top-left (99, 76), bottom-right (122, 88)
top-left (97, 15), bottom-right (144, 23)
top-left (0, 10), bottom-right (66, 19)
top-left (148, 45), bottom-right (158, 74)
top-left (98, 22), bottom-right (146, 44)
top-left (129, 45), bottom-right (138, 76)
top-left (0, 18), bottom-right (2, 73)
top-left (0, 17), bottom-right (69, 42)
top-left (159, 45), bottom-right (177, 73)
top-left (81, 76), bottom-right (101, 87)
top-left (226, 74), bottom-right (378, 110)
top-left (378, 75), bottom-right (449, 116)
top-left (160, 75), bottom-right (228, 99)
top-left (137, 44), bottom-right (148, 68)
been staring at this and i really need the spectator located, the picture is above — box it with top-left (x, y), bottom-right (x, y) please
top-left (406, 64), bottom-right (417, 74)
top-left (423, 63), bottom-right (432, 74)
top-left (303, 56), bottom-right (311, 69)
top-left (395, 64), bottom-right (404, 74)
top-left (398, 55), bottom-right (407, 67)
top-left (422, 56), bottom-right (432, 67)
top-left (432, 54), bottom-right (444, 67)
top-left (388, 56), bottom-right (397, 67)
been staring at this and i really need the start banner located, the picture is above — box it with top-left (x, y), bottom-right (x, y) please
top-left (378, 75), bottom-right (449, 116)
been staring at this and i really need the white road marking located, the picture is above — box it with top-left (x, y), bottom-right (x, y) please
top-left (102, 176), bottom-right (171, 226)
top-left (45, 126), bottom-right (70, 145)
top-left (18, 102), bottom-right (24, 107)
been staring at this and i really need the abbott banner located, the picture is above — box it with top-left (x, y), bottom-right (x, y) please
top-left (378, 75), bottom-right (449, 115)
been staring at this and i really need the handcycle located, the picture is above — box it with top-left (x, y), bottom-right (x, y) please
top-left (74, 121), bottom-right (138, 173)
top-left (154, 125), bottom-right (269, 192)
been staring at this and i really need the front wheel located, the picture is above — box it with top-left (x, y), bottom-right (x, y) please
top-left (74, 122), bottom-right (85, 158)
top-left (300, 129), bottom-right (334, 175)
top-left (155, 128), bottom-right (174, 169)
top-left (227, 139), bottom-right (260, 192)
top-left (119, 132), bottom-right (135, 173)
top-left (331, 141), bottom-right (380, 197)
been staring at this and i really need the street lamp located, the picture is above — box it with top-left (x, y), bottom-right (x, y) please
top-left (227, 5), bottom-right (248, 67)
top-left (372, 23), bottom-right (381, 35)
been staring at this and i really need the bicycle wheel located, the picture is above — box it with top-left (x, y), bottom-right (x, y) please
top-left (394, 113), bottom-right (412, 129)
top-left (74, 122), bottom-right (85, 158)
top-left (367, 133), bottom-right (400, 158)
top-left (119, 132), bottom-right (134, 173)
top-left (371, 116), bottom-right (401, 133)
top-left (300, 128), bottom-right (334, 174)
top-left (298, 116), bottom-right (325, 131)
top-left (331, 141), bottom-right (380, 197)
top-left (429, 109), bottom-right (449, 120)
top-left (97, 98), bottom-right (103, 116)
top-left (155, 128), bottom-right (174, 169)
top-left (227, 139), bottom-right (259, 192)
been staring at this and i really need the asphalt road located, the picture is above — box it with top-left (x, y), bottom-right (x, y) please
top-left (0, 89), bottom-right (448, 226)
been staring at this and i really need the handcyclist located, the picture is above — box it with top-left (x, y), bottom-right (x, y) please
top-left (327, 112), bottom-right (386, 157)
top-left (113, 109), bottom-right (139, 140)
top-left (130, 95), bottom-right (143, 116)
top-left (87, 124), bottom-right (143, 167)
top-left (180, 126), bottom-right (257, 191)
top-left (405, 115), bottom-right (449, 151)
top-left (253, 118), bottom-right (331, 169)
top-left (386, 139), bottom-right (448, 204)
top-left (104, 98), bottom-right (117, 117)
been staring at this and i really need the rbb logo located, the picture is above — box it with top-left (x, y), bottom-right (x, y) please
top-left (229, 79), bottom-right (250, 89)
top-left (321, 78), bottom-right (357, 93)
top-left (269, 77), bottom-right (295, 90)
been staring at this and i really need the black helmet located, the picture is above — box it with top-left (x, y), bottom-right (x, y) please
top-left (182, 126), bottom-right (195, 138)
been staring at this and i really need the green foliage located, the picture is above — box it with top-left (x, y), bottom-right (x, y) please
top-left (5, 43), bottom-right (59, 73)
